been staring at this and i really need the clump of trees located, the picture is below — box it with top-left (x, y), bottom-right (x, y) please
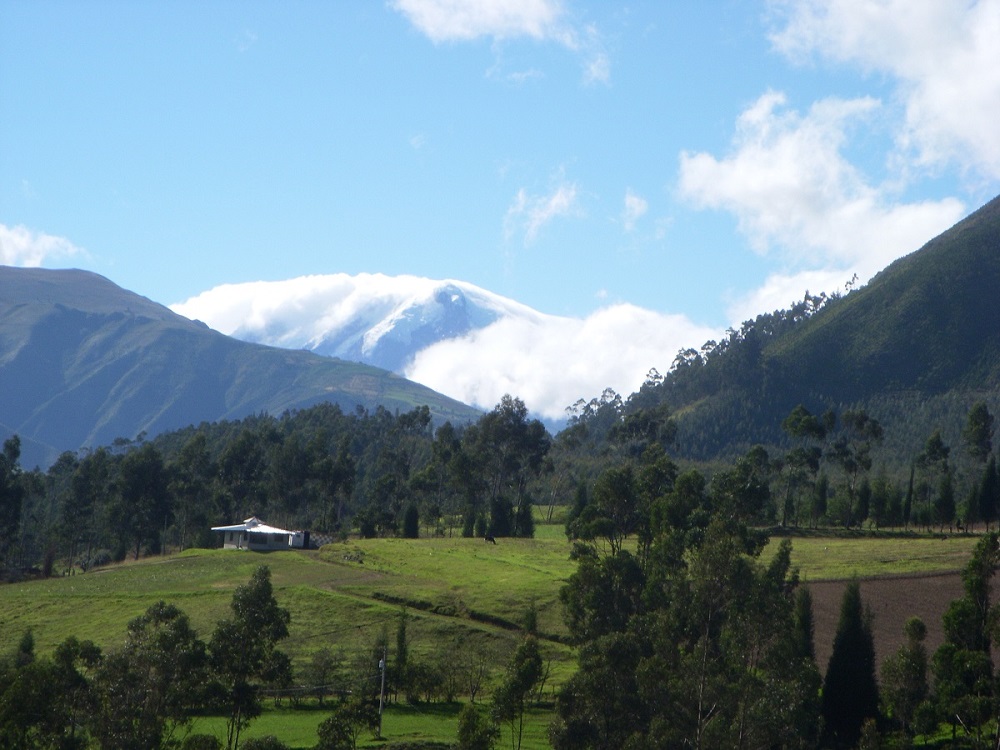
top-left (552, 445), bottom-right (822, 748)
top-left (0, 564), bottom-right (292, 750)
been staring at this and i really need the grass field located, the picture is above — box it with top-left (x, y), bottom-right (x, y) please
top-left (766, 531), bottom-right (980, 580)
top-left (0, 524), bottom-right (985, 748)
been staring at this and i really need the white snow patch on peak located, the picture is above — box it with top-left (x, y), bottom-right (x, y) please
top-left (170, 272), bottom-right (545, 365)
top-left (171, 272), bottom-right (719, 423)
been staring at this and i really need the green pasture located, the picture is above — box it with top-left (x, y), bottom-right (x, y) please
top-left (0, 524), bottom-right (987, 748)
top-left (766, 532), bottom-right (981, 580)
top-left (1, 528), bottom-right (983, 660)
top-left (190, 702), bottom-right (555, 750)
top-left (0, 538), bottom-right (575, 673)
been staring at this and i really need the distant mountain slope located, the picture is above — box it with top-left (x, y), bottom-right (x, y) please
top-left (653, 194), bottom-right (1000, 462)
top-left (0, 268), bottom-right (480, 467)
top-left (170, 273), bottom-right (546, 373)
top-left (769, 194), bottom-right (1000, 396)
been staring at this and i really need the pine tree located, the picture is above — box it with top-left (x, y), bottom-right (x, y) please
top-left (880, 617), bottom-right (928, 736)
top-left (822, 579), bottom-right (879, 747)
top-left (978, 456), bottom-right (999, 531)
top-left (793, 586), bottom-right (816, 662)
top-left (932, 533), bottom-right (999, 741)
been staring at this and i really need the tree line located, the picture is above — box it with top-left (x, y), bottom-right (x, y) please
top-left (0, 395), bottom-right (550, 577)
top-left (2, 387), bottom-right (997, 580)
top-left (11, 445), bottom-right (1000, 748)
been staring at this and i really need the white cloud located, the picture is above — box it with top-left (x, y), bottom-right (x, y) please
top-left (391, 0), bottom-right (570, 43)
top-left (679, 91), bottom-right (966, 317)
top-left (391, 0), bottom-right (609, 83)
top-left (0, 224), bottom-right (86, 266)
top-left (405, 304), bottom-right (718, 420)
top-left (504, 182), bottom-right (579, 243)
top-left (622, 189), bottom-right (648, 232)
top-left (770, 0), bottom-right (1000, 180)
top-left (173, 273), bottom-right (717, 424)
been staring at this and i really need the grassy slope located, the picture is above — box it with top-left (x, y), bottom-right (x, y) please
top-left (0, 530), bottom-right (981, 664)
top-left (0, 529), bottom-right (983, 748)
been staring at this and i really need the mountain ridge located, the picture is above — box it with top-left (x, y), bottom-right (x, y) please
top-left (0, 267), bottom-right (480, 467)
top-left (650, 193), bottom-right (1000, 463)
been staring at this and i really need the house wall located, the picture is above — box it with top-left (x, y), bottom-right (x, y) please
top-left (247, 531), bottom-right (292, 550)
top-left (217, 527), bottom-right (306, 550)
top-left (222, 531), bottom-right (248, 549)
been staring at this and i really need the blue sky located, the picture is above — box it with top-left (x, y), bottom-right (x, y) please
top-left (3, 1), bottom-right (1000, 417)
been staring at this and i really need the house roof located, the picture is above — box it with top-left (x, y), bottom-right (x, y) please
top-left (210, 516), bottom-right (297, 535)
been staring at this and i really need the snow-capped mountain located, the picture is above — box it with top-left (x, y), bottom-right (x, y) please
top-left (171, 273), bottom-right (719, 423)
top-left (171, 273), bottom-right (546, 373)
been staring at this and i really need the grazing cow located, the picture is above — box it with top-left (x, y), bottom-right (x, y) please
top-left (484, 534), bottom-right (496, 544)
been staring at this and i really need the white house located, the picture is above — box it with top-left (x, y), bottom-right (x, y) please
top-left (211, 516), bottom-right (309, 551)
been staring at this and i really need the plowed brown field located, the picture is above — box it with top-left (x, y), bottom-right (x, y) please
top-left (808, 572), bottom-right (963, 674)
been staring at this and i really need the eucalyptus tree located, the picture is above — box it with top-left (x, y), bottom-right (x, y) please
top-left (932, 532), bottom-right (999, 744)
top-left (977, 455), bottom-right (1000, 531)
top-left (964, 402), bottom-right (995, 527)
top-left (553, 449), bottom-right (819, 749)
top-left (780, 405), bottom-right (826, 526)
top-left (461, 395), bottom-right (550, 537)
top-left (916, 429), bottom-right (951, 528)
top-left (0, 634), bottom-right (99, 750)
top-left (113, 443), bottom-right (170, 560)
top-left (209, 565), bottom-right (291, 750)
top-left (963, 402), bottom-right (994, 464)
top-left (827, 410), bottom-right (883, 525)
top-left (169, 433), bottom-right (216, 549)
top-left (91, 601), bottom-right (207, 750)
top-left (492, 635), bottom-right (543, 750)
top-left (881, 617), bottom-right (929, 738)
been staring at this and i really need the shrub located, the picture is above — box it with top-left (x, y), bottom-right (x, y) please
top-left (180, 735), bottom-right (223, 750)
top-left (241, 736), bottom-right (289, 750)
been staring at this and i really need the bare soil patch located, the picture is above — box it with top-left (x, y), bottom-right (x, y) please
top-left (807, 572), bottom-right (963, 675)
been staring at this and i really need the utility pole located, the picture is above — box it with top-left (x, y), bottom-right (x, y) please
top-left (377, 647), bottom-right (387, 739)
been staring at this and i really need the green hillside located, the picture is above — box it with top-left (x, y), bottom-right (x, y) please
top-left (645, 194), bottom-right (1000, 465)
top-left (0, 267), bottom-right (481, 468)
top-left (1, 530), bottom-right (982, 678)
top-left (0, 540), bottom-right (577, 678)
top-left (0, 532), bottom-right (982, 748)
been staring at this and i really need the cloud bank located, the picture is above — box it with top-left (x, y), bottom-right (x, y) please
top-left (0, 224), bottom-right (86, 267)
top-left (770, 0), bottom-right (1000, 180)
top-left (679, 92), bottom-right (966, 321)
top-left (172, 273), bottom-right (717, 423)
top-left (404, 304), bottom-right (717, 421)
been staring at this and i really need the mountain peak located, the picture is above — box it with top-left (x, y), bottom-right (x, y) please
top-left (172, 273), bottom-right (541, 372)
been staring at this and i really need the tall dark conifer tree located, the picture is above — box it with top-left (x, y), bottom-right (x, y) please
top-left (822, 579), bottom-right (878, 747)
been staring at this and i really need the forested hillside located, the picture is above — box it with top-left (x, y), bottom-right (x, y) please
top-left (621, 193), bottom-right (1000, 466)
